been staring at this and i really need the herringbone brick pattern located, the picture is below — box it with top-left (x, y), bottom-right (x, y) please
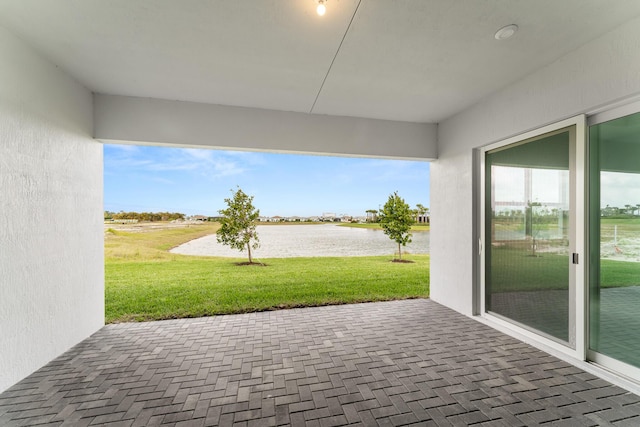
top-left (1, 299), bottom-right (639, 426)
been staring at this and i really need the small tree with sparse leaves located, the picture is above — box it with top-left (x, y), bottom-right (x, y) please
top-left (216, 187), bottom-right (260, 263)
top-left (378, 191), bottom-right (415, 260)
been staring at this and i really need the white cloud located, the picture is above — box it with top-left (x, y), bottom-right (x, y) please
top-left (601, 172), bottom-right (640, 208)
top-left (105, 145), bottom-right (259, 179)
top-left (492, 166), bottom-right (569, 210)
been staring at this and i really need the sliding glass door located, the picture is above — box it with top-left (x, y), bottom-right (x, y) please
top-left (589, 110), bottom-right (640, 372)
top-left (481, 109), bottom-right (640, 379)
top-left (483, 120), bottom-right (582, 351)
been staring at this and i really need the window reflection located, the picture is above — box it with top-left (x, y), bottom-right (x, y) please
top-left (486, 131), bottom-right (570, 343)
top-left (590, 112), bottom-right (640, 368)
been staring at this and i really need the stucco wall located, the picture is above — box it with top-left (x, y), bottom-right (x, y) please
top-left (0, 25), bottom-right (104, 392)
top-left (431, 16), bottom-right (640, 315)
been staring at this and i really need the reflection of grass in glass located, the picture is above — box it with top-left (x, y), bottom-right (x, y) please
top-left (601, 259), bottom-right (640, 288)
top-left (493, 220), bottom-right (524, 232)
top-left (493, 220), bottom-right (560, 233)
top-left (489, 247), bottom-right (568, 292)
top-left (601, 217), bottom-right (640, 225)
top-left (490, 246), bottom-right (640, 292)
top-left (601, 218), bottom-right (640, 241)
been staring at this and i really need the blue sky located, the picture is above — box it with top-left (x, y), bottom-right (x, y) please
top-left (104, 144), bottom-right (430, 217)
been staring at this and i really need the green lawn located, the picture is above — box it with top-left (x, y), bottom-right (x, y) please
top-left (106, 255), bottom-right (429, 323)
top-left (105, 222), bottom-right (429, 323)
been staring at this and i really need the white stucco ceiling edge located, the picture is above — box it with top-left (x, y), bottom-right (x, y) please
top-left (93, 94), bottom-right (437, 161)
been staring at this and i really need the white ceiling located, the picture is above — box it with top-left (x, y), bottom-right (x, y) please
top-left (1, 0), bottom-right (640, 123)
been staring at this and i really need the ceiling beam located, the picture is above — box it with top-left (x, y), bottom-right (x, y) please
top-left (94, 94), bottom-right (437, 160)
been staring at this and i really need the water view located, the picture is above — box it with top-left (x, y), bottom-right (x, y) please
top-left (171, 224), bottom-right (430, 258)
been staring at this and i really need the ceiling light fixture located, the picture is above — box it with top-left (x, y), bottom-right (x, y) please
top-left (317, 0), bottom-right (327, 16)
top-left (494, 24), bottom-right (518, 40)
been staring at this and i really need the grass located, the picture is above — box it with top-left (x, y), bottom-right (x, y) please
top-left (601, 259), bottom-right (640, 287)
top-left (488, 246), bottom-right (640, 292)
top-left (105, 222), bottom-right (220, 260)
top-left (600, 217), bottom-right (640, 242)
top-left (105, 222), bottom-right (429, 323)
top-left (488, 247), bottom-right (568, 292)
top-left (596, 217), bottom-right (640, 287)
top-left (339, 223), bottom-right (430, 232)
top-left (106, 255), bottom-right (429, 323)
top-left (601, 217), bottom-right (640, 225)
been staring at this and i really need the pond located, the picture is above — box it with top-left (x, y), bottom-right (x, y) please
top-left (170, 224), bottom-right (430, 258)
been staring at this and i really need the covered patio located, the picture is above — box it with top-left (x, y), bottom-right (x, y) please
top-left (3, 0), bottom-right (640, 421)
top-left (2, 300), bottom-right (640, 426)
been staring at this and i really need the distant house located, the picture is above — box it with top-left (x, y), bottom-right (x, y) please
top-left (366, 210), bottom-right (378, 223)
top-left (416, 214), bottom-right (430, 224)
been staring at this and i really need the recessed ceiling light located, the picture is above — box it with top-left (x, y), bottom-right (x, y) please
top-left (494, 24), bottom-right (518, 40)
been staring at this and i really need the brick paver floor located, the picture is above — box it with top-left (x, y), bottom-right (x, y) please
top-left (1, 299), bottom-right (640, 426)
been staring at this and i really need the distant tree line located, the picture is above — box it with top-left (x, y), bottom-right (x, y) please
top-left (494, 206), bottom-right (567, 224)
top-left (601, 204), bottom-right (640, 218)
top-left (104, 211), bottom-right (185, 222)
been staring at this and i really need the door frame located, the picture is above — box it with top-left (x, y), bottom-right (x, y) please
top-left (479, 115), bottom-right (586, 360)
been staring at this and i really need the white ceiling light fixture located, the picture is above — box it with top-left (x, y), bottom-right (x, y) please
top-left (317, 0), bottom-right (327, 16)
top-left (494, 24), bottom-right (518, 40)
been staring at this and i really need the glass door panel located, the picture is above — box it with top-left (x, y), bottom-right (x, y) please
top-left (589, 111), bottom-right (640, 369)
top-left (486, 129), bottom-right (573, 344)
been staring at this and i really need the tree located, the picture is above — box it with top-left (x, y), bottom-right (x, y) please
top-left (525, 201), bottom-right (543, 257)
top-left (216, 187), bottom-right (260, 264)
top-left (378, 191), bottom-right (415, 260)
